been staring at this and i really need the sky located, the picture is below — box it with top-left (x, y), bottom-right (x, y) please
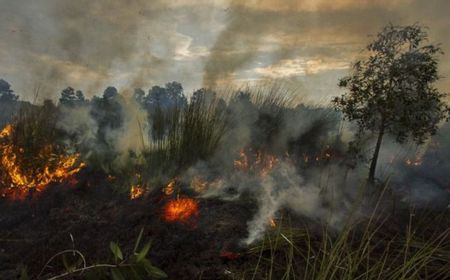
top-left (0, 0), bottom-right (449, 104)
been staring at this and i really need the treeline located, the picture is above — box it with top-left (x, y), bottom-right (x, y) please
top-left (0, 79), bottom-right (343, 183)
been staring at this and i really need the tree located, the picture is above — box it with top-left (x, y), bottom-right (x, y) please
top-left (0, 79), bottom-right (19, 102)
top-left (59, 87), bottom-right (87, 107)
top-left (133, 88), bottom-right (145, 105)
top-left (333, 24), bottom-right (449, 183)
top-left (144, 82), bottom-right (187, 111)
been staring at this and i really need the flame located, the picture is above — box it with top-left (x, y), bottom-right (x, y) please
top-left (0, 124), bottom-right (85, 200)
top-left (405, 158), bottom-right (422, 166)
top-left (233, 148), bottom-right (249, 171)
top-left (163, 179), bottom-right (176, 195)
top-left (162, 197), bottom-right (199, 223)
top-left (234, 148), bottom-right (279, 177)
top-left (256, 151), bottom-right (278, 177)
top-left (269, 218), bottom-right (276, 228)
top-left (130, 185), bottom-right (144, 199)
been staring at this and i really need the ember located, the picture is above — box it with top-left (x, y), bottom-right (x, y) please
top-left (220, 250), bottom-right (240, 260)
top-left (162, 197), bottom-right (199, 223)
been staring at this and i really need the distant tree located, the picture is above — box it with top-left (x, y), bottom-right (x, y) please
top-left (0, 79), bottom-right (19, 102)
top-left (144, 82), bottom-right (187, 111)
top-left (59, 87), bottom-right (87, 107)
top-left (333, 24), bottom-right (450, 183)
top-left (133, 88), bottom-right (145, 105)
top-left (90, 87), bottom-right (124, 147)
top-left (103, 86), bottom-right (118, 100)
top-left (165, 81), bottom-right (187, 107)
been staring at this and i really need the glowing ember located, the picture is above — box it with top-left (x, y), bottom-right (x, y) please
top-left (162, 197), bottom-right (199, 223)
top-left (163, 179), bottom-right (176, 195)
top-left (220, 250), bottom-right (240, 260)
top-left (130, 185), bottom-right (144, 199)
top-left (0, 124), bottom-right (85, 200)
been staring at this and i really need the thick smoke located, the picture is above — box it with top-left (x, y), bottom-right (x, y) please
top-left (57, 91), bottom-right (150, 169)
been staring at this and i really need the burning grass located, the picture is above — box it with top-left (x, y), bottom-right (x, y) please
top-left (0, 86), bottom-right (448, 279)
top-left (0, 105), bottom-right (85, 200)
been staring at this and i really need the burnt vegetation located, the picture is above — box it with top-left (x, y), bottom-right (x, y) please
top-left (0, 24), bottom-right (450, 280)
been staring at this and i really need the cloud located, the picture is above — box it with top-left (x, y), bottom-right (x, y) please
top-left (253, 58), bottom-right (349, 78)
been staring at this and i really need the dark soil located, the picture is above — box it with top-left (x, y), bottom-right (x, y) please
top-left (0, 174), bottom-right (255, 279)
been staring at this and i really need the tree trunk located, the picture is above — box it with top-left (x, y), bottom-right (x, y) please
top-left (368, 125), bottom-right (385, 184)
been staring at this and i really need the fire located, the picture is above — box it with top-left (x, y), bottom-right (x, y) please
top-left (405, 158), bottom-right (423, 166)
top-left (163, 179), bottom-right (176, 195)
top-left (220, 250), bottom-right (240, 260)
top-left (234, 148), bottom-right (279, 177)
top-left (0, 124), bottom-right (85, 200)
top-left (269, 218), bottom-right (277, 228)
top-left (256, 151), bottom-right (279, 177)
top-left (162, 197), bottom-right (199, 223)
top-left (233, 148), bottom-right (249, 171)
top-left (130, 185), bottom-right (144, 199)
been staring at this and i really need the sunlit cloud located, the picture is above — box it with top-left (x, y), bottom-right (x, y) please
top-left (253, 58), bottom-right (349, 79)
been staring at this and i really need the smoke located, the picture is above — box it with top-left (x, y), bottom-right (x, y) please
top-left (176, 93), bottom-right (354, 244)
top-left (56, 90), bottom-right (151, 169)
top-left (107, 93), bottom-right (150, 166)
top-left (57, 105), bottom-right (99, 149)
top-left (243, 162), bottom-right (348, 244)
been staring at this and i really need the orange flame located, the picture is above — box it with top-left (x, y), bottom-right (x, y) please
top-left (234, 148), bottom-right (249, 171)
top-left (162, 197), bottom-right (199, 223)
top-left (269, 218), bottom-right (277, 228)
top-left (234, 148), bottom-right (279, 177)
top-left (163, 179), bottom-right (176, 195)
top-left (130, 185), bottom-right (144, 199)
top-left (405, 158), bottom-right (423, 166)
top-left (256, 151), bottom-right (278, 177)
top-left (0, 124), bottom-right (85, 200)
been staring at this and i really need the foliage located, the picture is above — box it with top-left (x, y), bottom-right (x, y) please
top-left (59, 87), bottom-right (87, 108)
top-left (240, 204), bottom-right (450, 279)
top-left (27, 228), bottom-right (167, 280)
top-left (333, 24), bottom-right (450, 181)
top-left (0, 79), bottom-right (19, 103)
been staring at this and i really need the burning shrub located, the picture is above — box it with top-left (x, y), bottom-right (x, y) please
top-left (0, 102), bottom-right (85, 200)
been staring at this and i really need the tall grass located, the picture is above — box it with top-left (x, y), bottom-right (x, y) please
top-left (142, 93), bottom-right (229, 178)
top-left (234, 195), bottom-right (450, 280)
